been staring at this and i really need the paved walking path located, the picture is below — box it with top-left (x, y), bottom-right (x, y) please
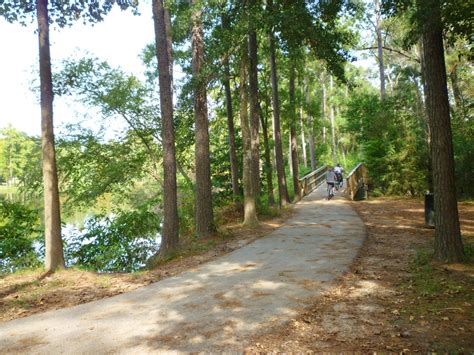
top-left (0, 185), bottom-right (366, 354)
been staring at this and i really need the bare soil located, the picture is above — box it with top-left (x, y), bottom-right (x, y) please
top-left (246, 198), bottom-right (474, 352)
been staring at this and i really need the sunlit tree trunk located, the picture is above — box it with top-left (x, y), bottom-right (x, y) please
top-left (240, 40), bottom-right (258, 227)
top-left (289, 62), bottom-right (301, 201)
top-left (421, 0), bottom-right (463, 262)
top-left (448, 64), bottom-right (466, 119)
top-left (304, 77), bottom-right (316, 170)
top-left (221, 14), bottom-right (240, 200)
top-left (164, 7), bottom-right (173, 85)
top-left (375, 0), bottom-right (386, 100)
top-left (299, 107), bottom-right (307, 168)
top-left (288, 131), bottom-right (293, 177)
top-left (268, 0), bottom-right (290, 207)
top-left (321, 72), bottom-right (327, 144)
top-left (153, 0), bottom-right (179, 255)
top-left (191, 0), bottom-right (214, 238)
top-left (260, 108), bottom-right (275, 205)
top-left (37, 0), bottom-right (65, 272)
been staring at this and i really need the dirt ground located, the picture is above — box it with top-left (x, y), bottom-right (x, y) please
top-left (1, 198), bottom-right (473, 352)
top-left (246, 198), bottom-right (474, 352)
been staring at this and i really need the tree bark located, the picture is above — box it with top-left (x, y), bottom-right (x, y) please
top-left (304, 76), bottom-right (316, 170)
top-left (268, 0), bottom-right (290, 207)
top-left (248, 0), bottom-right (261, 199)
top-left (191, 0), bottom-right (214, 238)
top-left (240, 39), bottom-right (258, 227)
top-left (221, 14), bottom-right (240, 199)
top-left (321, 72), bottom-right (327, 144)
top-left (299, 107), bottom-right (307, 168)
top-left (375, 0), bottom-right (386, 100)
top-left (449, 64), bottom-right (466, 119)
top-left (419, 40), bottom-right (433, 192)
top-left (164, 7), bottom-right (173, 85)
top-left (153, 0), bottom-right (179, 256)
top-left (260, 106), bottom-right (275, 206)
top-left (421, 0), bottom-right (464, 262)
top-left (37, 0), bottom-right (65, 272)
top-left (289, 62), bottom-right (301, 201)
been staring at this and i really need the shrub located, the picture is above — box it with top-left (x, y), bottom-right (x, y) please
top-left (0, 198), bottom-right (42, 273)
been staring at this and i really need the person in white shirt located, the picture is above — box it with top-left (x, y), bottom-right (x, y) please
top-left (334, 163), bottom-right (344, 189)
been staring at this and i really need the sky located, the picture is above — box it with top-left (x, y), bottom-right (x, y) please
top-left (0, 2), bottom-right (154, 137)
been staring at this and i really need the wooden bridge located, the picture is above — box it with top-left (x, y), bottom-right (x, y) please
top-left (298, 163), bottom-right (368, 200)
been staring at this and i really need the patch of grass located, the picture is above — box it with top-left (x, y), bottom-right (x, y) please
top-left (95, 275), bottom-right (113, 288)
top-left (462, 243), bottom-right (474, 263)
top-left (400, 246), bottom-right (474, 320)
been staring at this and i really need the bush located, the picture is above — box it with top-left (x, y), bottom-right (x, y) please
top-left (65, 207), bottom-right (161, 272)
top-left (0, 198), bottom-right (42, 273)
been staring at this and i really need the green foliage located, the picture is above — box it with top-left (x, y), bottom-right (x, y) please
top-left (345, 90), bottom-right (429, 195)
top-left (452, 111), bottom-right (474, 198)
top-left (65, 206), bottom-right (161, 273)
top-left (0, 198), bottom-right (42, 273)
top-left (0, 127), bottom-right (41, 194)
top-left (382, 0), bottom-right (473, 49)
top-left (0, 0), bottom-right (139, 27)
top-left (56, 129), bottom-right (152, 213)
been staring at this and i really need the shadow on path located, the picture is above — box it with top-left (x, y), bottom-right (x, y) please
top-left (0, 185), bottom-right (366, 354)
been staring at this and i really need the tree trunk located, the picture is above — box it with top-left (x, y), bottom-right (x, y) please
top-left (449, 64), bottom-right (466, 119)
top-left (375, 0), bottom-right (386, 100)
top-left (153, 0), bottom-right (179, 255)
top-left (421, 0), bottom-right (464, 262)
top-left (419, 40), bottom-right (433, 192)
top-left (221, 14), bottom-right (240, 199)
top-left (329, 75), bottom-right (337, 164)
top-left (289, 62), bottom-right (301, 201)
top-left (36, 0), bottom-right (65, 272)
top-left (240, 40), bottom-right (258, 227)
top-left (248, 0), bottom-right (261, 199)
top-left (268, 0), bottom-right (290, 207)
top-left (260, 107), bottom-right (275, 206)
top-left (321, 73), bottom-right (327, 144)
top-left (191, 0), bottom-right (214, 238)
top-left (304, 77), bottom-right (316, 170)
top-left (288, 131), bottom-right (293, 177)
top-left (164, 7), bottom-right (173, 85)
top-left (299, 107), bottom-right (307, 168)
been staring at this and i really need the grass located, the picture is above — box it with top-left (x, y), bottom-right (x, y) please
top-left (400, 245), bottom-right (474, 319)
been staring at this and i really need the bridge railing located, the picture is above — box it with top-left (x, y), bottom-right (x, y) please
top-left (346, 163), bottom-right (368, 200)
top-left (298, 165), bottom-right (327, 198)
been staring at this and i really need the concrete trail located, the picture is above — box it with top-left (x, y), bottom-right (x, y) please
top-left (0, 185), bottom-right (366, 354)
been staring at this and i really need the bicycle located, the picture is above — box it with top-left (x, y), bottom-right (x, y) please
top-left (335, 172), bottom-right (343, 191)
top-left (327, 182), bottom-right (335, 200)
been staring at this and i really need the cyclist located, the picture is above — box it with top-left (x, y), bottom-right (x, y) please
top-left (326, 167), bottom-right (336, 199)
top-left (334, 163), bottom-right (344, 190)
